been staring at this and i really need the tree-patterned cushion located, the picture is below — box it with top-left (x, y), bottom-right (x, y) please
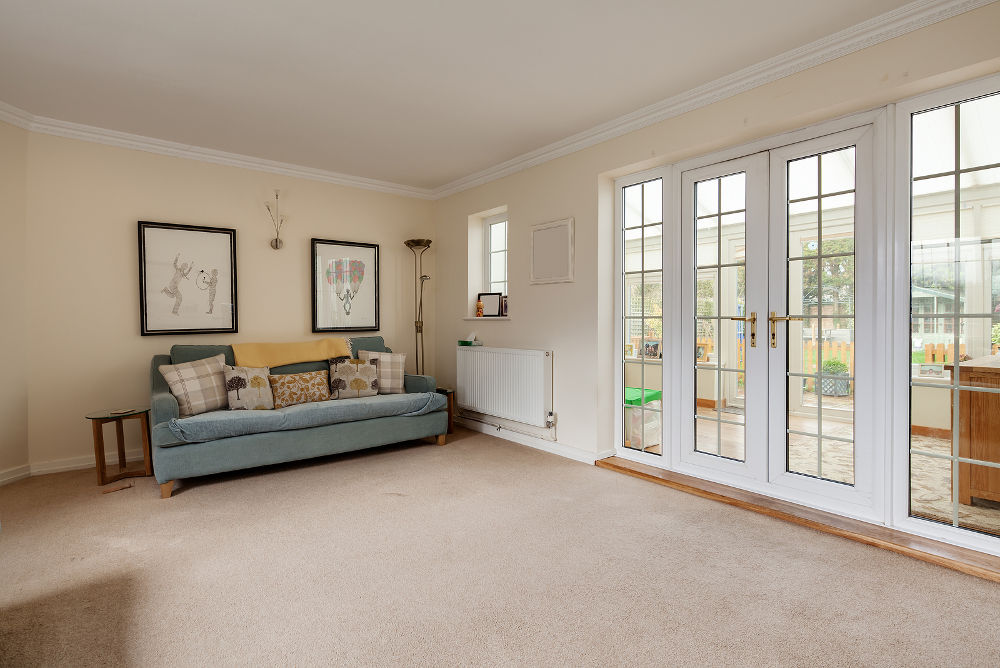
top-left (269, 370), bottom-right (331, 409)
top-left (224, 365), bottom-right (274, 410)
top-left (329, 357), bottom-right (379, 399)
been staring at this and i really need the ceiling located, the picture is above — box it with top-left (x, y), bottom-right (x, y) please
top-left (0, 1), bottom-right (937, 191)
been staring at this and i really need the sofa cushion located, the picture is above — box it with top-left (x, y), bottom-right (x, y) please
top-left (269, 369), bottom-right (331, 408)
top-left (329, 357), bottom-right (379, 399)
top-left (158, 354), bottom-right (228, 417)
top-left (165, 392), bottom-right (447, 443)
top-left (224, 365), bottom-right (274, 410)
top-left (171, 345), bottom-right (235, 366)
top-left (359, 350), bottom-right (406, 394)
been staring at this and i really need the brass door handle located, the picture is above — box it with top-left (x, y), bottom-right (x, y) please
top-left (768, 311), bottom-right (804, 348)
top-left (728, 312), bottom-right (757, 347)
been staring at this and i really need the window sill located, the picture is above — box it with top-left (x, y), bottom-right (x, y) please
top-left (463, 316), bottom-right (511, 321)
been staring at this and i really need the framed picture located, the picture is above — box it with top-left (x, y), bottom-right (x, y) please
top-left (501, 295), bottom-right (508, 316)
top-left (478, 292), bottom-right (503, 317)
top-left (312, 238), bottom-right (379, 332)
top-left (918, 363), bottom-right (945, 378)
top-left (138, 221), bottom-right (237, 336)
top-left (644, 341), bottom-right (660, 359)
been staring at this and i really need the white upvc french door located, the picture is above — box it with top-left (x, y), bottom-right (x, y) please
top-left (672, 123), bottom-right (882, 521)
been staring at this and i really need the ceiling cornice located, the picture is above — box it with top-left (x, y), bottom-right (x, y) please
top-left (429, 0), bottom-right (995, 198)
top-left (0, 0), bottom-right (992, 201)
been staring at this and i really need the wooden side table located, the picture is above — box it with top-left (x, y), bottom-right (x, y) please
top-left (85, 408), bottom-right (153, 486)
top-left (436, 388), bottom-right (455, 434)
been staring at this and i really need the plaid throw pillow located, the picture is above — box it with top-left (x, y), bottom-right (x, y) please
top-left (158, 354), bottom-right (228, 417)
top-left (359, 351), bottom-right (406, 394)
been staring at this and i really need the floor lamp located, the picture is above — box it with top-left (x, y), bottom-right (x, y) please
top-left (404, 239), bottom-right (431, 375)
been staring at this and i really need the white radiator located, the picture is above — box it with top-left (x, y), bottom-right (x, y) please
top-left (456, 346), bottom-right (552, 428)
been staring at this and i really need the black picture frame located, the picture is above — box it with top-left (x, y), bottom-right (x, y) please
top-left (312, 238), bottom-right (380, 332)
top-left (138, 221), bottom-right (238, 336)
top-left (478, 292), bottom-right (503, 317)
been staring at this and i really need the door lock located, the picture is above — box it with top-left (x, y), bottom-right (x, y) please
top-left (768, 311), bottom-right (804, 348)
top-left (728, 312), bottom-right (757, 347)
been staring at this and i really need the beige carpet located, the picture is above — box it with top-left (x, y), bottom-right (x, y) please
top-left (2, 429), bottom-right (1000, 666)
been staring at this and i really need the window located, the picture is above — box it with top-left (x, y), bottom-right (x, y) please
top-left (485, 213), bottom-right (508, 295)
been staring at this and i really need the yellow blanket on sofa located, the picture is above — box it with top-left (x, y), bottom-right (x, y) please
top-left (232, 338), bottom-right (351, 368)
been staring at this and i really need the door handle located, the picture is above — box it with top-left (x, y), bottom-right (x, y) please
top-left (768, 311), bottom-right (804, 348)
top-left (728, 312), bottom-right (757, 348)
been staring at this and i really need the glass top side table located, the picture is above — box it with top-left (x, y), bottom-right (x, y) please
top-left (85, 408), bottom-right (153, 486)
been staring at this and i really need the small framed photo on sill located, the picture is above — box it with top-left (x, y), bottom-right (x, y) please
top-left (478, 292), bottom-right (503, 317)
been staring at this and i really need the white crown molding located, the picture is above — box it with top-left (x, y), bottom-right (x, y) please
top-left (0, 0), bottom-right (991, 201)
top-left (429, 0), bottom-right (995, 198)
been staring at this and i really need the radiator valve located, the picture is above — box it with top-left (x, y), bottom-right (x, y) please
top-left (546, 411), bottom-right (556, 428)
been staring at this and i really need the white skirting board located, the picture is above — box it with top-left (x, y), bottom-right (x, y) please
top-left (456, 417), bottom-right (611, 465)
top-left (0, 447), bottom-right (147, 486)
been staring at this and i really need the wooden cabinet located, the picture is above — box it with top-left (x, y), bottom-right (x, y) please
top-left (948, 356), bottom-right (1000, 505)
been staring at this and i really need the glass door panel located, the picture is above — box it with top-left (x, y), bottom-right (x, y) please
top-left (908, 91), bottom-right (1000, 538)
top-left (621, 178), bottom-right (664, 455)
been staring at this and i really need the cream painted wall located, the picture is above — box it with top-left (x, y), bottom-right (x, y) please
top-left (0, 121), bottom-right (29, 476)
top-left (21, 133), bottom-right (434, 468)
top-left (430, 4), bottom-right (1000, 458)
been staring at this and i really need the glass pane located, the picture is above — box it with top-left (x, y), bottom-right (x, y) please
top-left (624, 184), bottom-right (642, 228)
top-left (821, 439), bottom-right (854, 485)
top-left (718, 320), bottom-right (745, 372)
top-left (624, 406), bottom-right (643, 450)
top-left (821, 193), bottom-right (854, 254)
top-left (821, 255), bottom-right (854, 316)
top-left (490, 281), bottom-right (506, 294)
top-left (643, 224), bottom-right (663, 271)
top-left (911, 250), bottom-right (956, 316)
top-left (819, 381), bottom-right (854, 440)
top-left (787, 259), bottom-right (819, 317)
top-left (695, 369), bottom-right (719, 421)
top-left (789, 317), bottom-right (814, 376)
top-left (695, 319), bottom-right (717, 365)
top-left (788, 155), bottom-right (818, 200)
top-left (909, 450), bottom-right (955, 526)
top-left (696, 178), bottom-right (719, 217)
top-left (957, 317), bottom-right (994, 366)
top-left (719, 265), bottom-right (744, 318)
top-left (624, 318), bottom-right (643, 359)
top-left (624, 228), bottom-right (642, 272)
top-left (960, 168), bottom-right (1000, 241)
top-left (643, 272), bottom-right (663, 318)
top-left (720, 172), bottom-right (745, 213)
top-left (911, 177), bottom-right (954, 241)
top-left (719, 420), bottom-right (745, 461)
top-left (696, 269), bottom-right (718, 318)
top-left (821, 146), bottom-right (855, 194)
top-left (787, 433), bottom-right (820, 478)
top-left (720, 212), bottom-right (746, 265)
top-left (490, 221), bottom-right (506, 252)
top-left (788, 376), bottom-right (818, 435)
top-left (642, 320), bottom-right (663, 360)
top-left (697, 216), bottom-right (719, 267)
top-left (695, 418), bottom-right (720, 456)
top-left (718, 370), bottom-right (746, 423)
top-left (789, 200), bottom-right (818, 257)
top-left (625, 278), bottom-right (643, 318)
top-left (956, 389), bottom-right (1000, 466)
top-left (912, 106), bottom-right (954, 177)
top-left (959, 93), bottom-right (1000, 171)
top-left (643, 179), bottom-right (662, 225)
top-left (490, 252), bottom-right (506, 282)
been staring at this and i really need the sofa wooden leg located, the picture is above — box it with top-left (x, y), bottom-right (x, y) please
top-left (436, 434), bottom-right (446, 446)
top-left (160, 480), bottom-right (175, 498)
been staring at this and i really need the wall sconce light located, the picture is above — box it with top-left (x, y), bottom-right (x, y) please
top-left (265, 190), bottom-right (287, 249)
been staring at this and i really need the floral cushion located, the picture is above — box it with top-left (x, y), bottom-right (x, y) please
top-left (224, 365), bottom-right (274, 410)
top-left (329, 357), bottom-right (379, 399)
top-left (269, 370), bottom-right (331, 409)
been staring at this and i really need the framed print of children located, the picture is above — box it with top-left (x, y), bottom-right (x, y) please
top-left (139, 221), bottom-right (238, 335)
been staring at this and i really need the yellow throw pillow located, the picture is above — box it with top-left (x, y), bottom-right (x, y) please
top-left (269, 370), bottom-right (331, 409)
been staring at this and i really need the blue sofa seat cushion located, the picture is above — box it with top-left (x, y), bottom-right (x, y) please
top-left (166, 392), bottom-right (446, 443)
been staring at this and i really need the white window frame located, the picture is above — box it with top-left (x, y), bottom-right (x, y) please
top-left (484, 212), bottom-right (508, 296)
top-left (891, 73), bottom-right (1000, 556)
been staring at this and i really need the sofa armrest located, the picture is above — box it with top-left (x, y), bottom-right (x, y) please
top-left (151, 354), bottom-right (179, 425)
top-left (404, 374), bottom-right (436, 394)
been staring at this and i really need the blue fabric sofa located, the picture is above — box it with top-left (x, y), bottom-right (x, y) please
top-left (149, 337), bottom-right (448, 497)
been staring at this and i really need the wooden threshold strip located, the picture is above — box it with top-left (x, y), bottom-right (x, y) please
top-left (595, 456), bottom-right (1000, 584)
